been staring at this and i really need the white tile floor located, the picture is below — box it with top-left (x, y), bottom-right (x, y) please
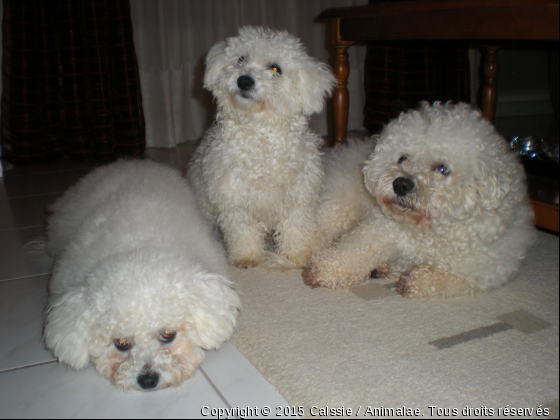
top-left (0, 146), bottom-right (292, 419)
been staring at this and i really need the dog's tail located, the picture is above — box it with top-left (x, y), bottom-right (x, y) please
top-left (22, 236), bottom-right (48, 256)
top-left (260, 251), bottom-right (299, 271)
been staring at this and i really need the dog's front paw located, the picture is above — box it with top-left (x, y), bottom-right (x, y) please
top-left (396, 265), bottom-right (439, 297)
top-left (396, 265), bottom-right (474, 298)
top-left (281, 249), bottom-right (313, 269)
top-left (302, 250), bottom-right (342, 289)
top-left (229, 253), bottom-right (264, 269)
top-left (302, 265), bottom-right (330, 288)
top-left (230, 258), bottom-right (261, 269)
top-left (302, 249), bottom-right (368, 289)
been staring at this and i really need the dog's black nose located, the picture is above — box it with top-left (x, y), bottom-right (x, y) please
top-left (237, 75), bottom-right (255, 91)
top-left (137, 372), bottom-right (159, 390)
top-left (393, 177), bottom-right (415, 197)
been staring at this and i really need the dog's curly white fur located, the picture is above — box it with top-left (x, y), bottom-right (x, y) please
top-left (44, 160), bottom-right (240, 392)
top-left (188, 26), bottom-right (336, 268)
top-left (304, 102), bottom-right (536, 298)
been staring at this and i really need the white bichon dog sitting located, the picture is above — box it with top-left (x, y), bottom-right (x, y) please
top-left (304, 102), bottom-right (536, 298)
top-left (188, 26), bottom-right (336, 269)
top-left (44, 160), bottom-right (240, 392)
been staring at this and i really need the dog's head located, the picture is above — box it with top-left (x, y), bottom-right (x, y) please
top-left (363, 102), bottom-right (527, 230)
top-left (44, 250), bottom-right (240, 392)
top-left (204, 26), bottom-right (336, 121)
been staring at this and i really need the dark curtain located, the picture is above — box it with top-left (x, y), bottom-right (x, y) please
top-left (1, 0), bottom-right (145, 165)
top-left (363, 0), bottom-right (470, 133)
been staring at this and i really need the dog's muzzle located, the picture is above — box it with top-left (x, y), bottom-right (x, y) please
top-left (393, 177), bottom-right (415, 197)
top-left (137, 370), bottom-right (159, 390)
top-left (237, 75), bottom-right (255, 91)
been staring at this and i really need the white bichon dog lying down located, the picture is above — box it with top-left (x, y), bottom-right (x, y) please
top-left (188, 26), bottom-right (336, 269)
top-left (304, 102), bottom-right (536, 298)
top-left (44, 160), bottom-right (240, 392)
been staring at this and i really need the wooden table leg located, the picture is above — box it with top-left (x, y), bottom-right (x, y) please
top-left (330, 18), bottom-right (354, 145)
top-left (481, 45), bottom-right (500, 124)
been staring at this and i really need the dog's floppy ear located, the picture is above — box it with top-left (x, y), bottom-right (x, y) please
top-left (294, 61), bottom-right (337, 116)
top-left (472, 155), bottom-right (513, 213)
top-left (44, 288), bottom-right (91, 370)
top-left (203, 41), bottom-right (228, 91)
top-left (188, 273), bottom-right (240, 350)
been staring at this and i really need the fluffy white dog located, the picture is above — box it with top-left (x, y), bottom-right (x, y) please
top-left (44, 160), bottom-right (240, 392)
top-left (188, 26), bottom-right (336, 268)
top-left (304, 102), bottom-right (536, 298)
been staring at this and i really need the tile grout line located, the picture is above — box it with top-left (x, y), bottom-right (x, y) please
top-left (0, 192), bottom-right (64, 200)
top-left (1, 170), bottom-right (60, 178)
top-left (199, 366), bottom-right (234, 411)
top-left (2, 165), bottom-right (100, 178)
top-left (0, 360), bottom-right (57, 375)
top-left (0, 219), bottom-right (52, 281)
top-left (0, 224), bottom-right (45, 234)
top-left (0, 224), bottom-right (47, 232)
top-left (1, 168), bottom-right (95, 199)
top-left (0, 272), bottom-right (52, 284)
top-left (55, 167), bottom-right (99, 174)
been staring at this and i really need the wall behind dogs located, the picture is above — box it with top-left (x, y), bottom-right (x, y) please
top-left (130, 0), bottom-right (368, 148)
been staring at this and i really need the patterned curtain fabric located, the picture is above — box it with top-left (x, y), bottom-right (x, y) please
top-left (1, 0), bottom-right (145, 164)
top-left (363, 0), bottom-right (470, 133)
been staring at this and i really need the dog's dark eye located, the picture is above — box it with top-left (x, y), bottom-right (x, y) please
top-left (270, 64), bottom-right (282, 75)
top-left (434, 164), bottom-right (451, 176)
top-left (237, 56), bottom-right (246, 65)
top-left (398, 156), bottom-right (408, 164)
top-left (158, 330), bottom-right (176, 343)
top-left (114, 338), bottom-right (132, 352)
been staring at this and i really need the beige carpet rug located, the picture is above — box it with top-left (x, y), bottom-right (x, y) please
top-left (228, 231), bottom-right (559, 419)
